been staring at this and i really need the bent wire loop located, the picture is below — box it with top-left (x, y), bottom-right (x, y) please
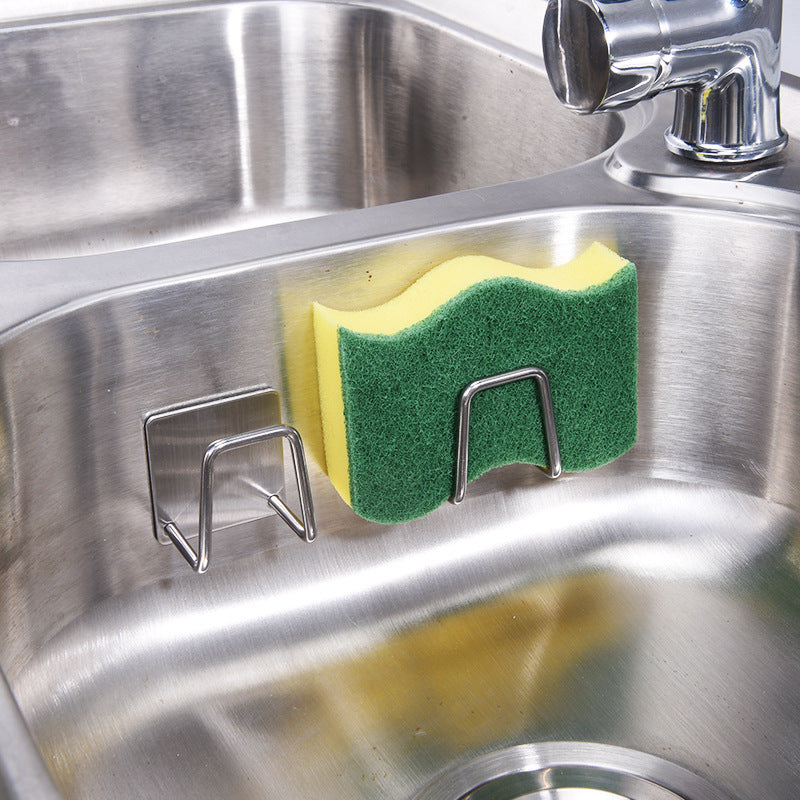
top-left (163, 424), bottom-right (316, 573)
top-left (451, 366), bottom-right (562, 505)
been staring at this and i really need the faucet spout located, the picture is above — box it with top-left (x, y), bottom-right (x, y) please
top-left (542, 0), bottom-right (788, 163)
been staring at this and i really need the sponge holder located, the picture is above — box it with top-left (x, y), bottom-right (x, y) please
top-left (144, 369), bottom-right (559, 570)
top-left (451, 366), bottom-right (562, 504)
top-left (144, 388), bottom-right (316, 574)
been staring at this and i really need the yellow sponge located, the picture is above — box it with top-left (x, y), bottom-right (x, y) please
top-left (313, 242), bottom-right (637, 523)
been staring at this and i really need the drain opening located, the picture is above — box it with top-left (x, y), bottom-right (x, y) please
top-left (413, 742), bottom-right (734, 800)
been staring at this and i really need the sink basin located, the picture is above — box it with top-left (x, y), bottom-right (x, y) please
top-left (0, 0), bottom-right (622, 260)
top-left (6, 200), bottom-right (800, 800)
top-left (2, 2), bottom-right (800, 800)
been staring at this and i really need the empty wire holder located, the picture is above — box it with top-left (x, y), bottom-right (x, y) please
top-left (145, 388), bottom-right (316, 573)
top-left (451, 366), bottom-right (562, 504)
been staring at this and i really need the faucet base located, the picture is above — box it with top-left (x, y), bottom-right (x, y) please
top-left (665, 82), bottom-right (788, 164)
top-left (664, 129), bottom-right (789, 164)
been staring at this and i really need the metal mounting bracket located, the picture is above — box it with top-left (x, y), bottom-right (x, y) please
top-left (145, 388), bottom-right (316, 573)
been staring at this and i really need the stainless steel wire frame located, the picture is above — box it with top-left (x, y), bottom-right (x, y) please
top-left (163, 424), bottom-right (316, 573)
top-left (451, 366), bottom-right (562, 505)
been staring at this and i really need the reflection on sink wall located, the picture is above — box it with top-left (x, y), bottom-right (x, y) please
top-left (0, 0), bottom-right (622, 259)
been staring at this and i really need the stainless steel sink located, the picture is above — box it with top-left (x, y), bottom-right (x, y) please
top-left (0, 0), bottom-right (622, 260)
top-left (2, 2), bottom-right (800, 800)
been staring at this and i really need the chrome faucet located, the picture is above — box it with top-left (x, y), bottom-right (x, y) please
top-left (542, 0), bottom-right (788, 163)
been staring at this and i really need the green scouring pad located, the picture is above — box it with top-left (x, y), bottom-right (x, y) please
top-left (313, 242), bottom-right (637, 523)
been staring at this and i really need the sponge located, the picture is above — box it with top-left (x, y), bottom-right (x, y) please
top-left (313, 242), bottom-right (637, 523)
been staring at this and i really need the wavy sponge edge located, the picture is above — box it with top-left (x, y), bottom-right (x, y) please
top-left (313, 242), bottom-right (637, 523)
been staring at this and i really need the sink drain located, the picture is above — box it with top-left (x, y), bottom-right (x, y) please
top-left (413, 742), bottom-right (734, 800)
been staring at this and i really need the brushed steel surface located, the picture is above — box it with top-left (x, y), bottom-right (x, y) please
top-left (1, 2), bottom-right (800, 800)
top-left (0, 0), bottom-right (622, 261)
top-left (2, 203), bottom-right (800, 800)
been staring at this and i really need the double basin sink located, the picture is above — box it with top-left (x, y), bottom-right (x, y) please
top-left (1, 2), bottom-right (800, 799)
